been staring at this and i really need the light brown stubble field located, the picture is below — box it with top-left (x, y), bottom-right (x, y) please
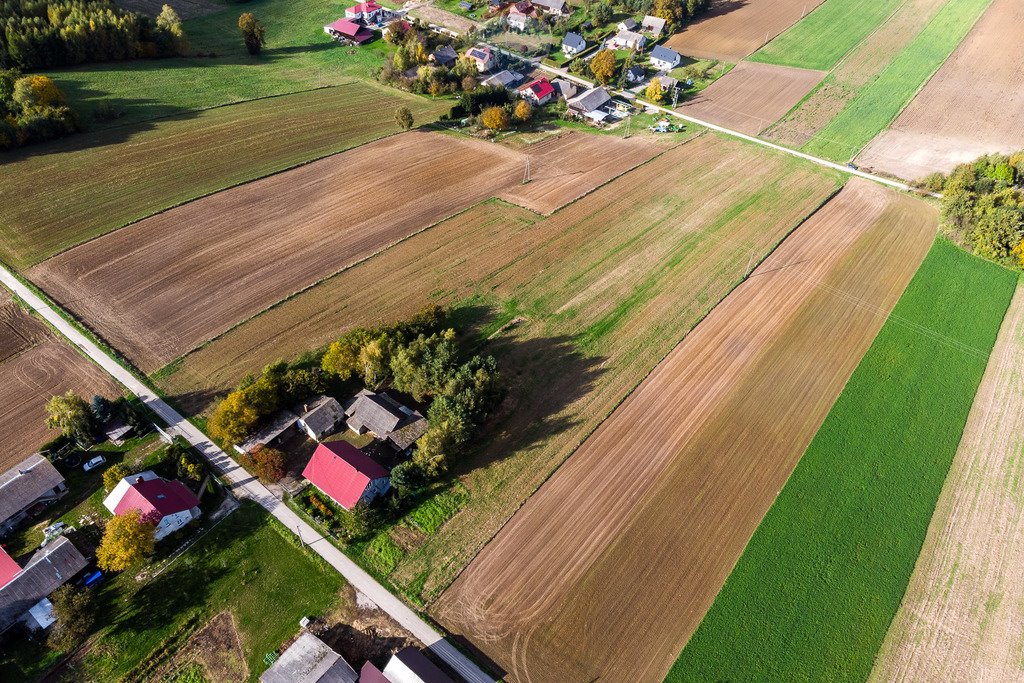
top-left (856, 0), bottom-right (1024, 179)
top-left (869, 284), bottom-right (1024, 682)
top-left (664, 0), bottom-right (826, 62)
top-left (677, 61), bottom-right (825, 135)
top-left (435, 179), bottom-right (937, 682)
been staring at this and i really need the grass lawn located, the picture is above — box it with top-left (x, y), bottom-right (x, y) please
top-left (802, 0), bottom-right (991, 161)
top-left (0, 82), bottom-right (448, 268)
top-left (44, 0), bottom-right (392, 127)
top-left (0, 502), bottom-right (346, 682)
top-left (749, 0), bottom-right (903, 71)
top-left (667, 239), bottom-right (1017, 682)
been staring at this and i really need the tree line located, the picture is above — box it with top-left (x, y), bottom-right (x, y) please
top-left (0, 0), bottom-right (188, 70)
top-left (919, 152), bottom-right (1024, 268)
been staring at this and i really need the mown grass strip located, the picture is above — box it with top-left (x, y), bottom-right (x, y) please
top-left (802, 0), bottom-right (992, 161)
top-left (666, 239), bottom-right (1017, 682)
top-left (749, 0), bottom-right (903, 71)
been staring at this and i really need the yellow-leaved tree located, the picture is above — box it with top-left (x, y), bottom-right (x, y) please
top-left (589, 49), bottom-right (617, 85)
top-left (481, 106), bottom-right (511, 131)
top-left (645, 77), bottom-right (664, 104)
top-left (97, 509), bottom-right (156, 572)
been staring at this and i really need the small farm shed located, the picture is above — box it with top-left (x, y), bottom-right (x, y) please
top-left (296, 395), bottom-right (345, 442)
top-left (103, 471), bottom-right (201, 541)
top-left (302, 441), bottom-right (391, 510)
top-left (234, 409), bottom-right (300, 455)
top-left (260, 631), bottom-right (359, 683)
top-left (0, 538), bottom-right (87, 634)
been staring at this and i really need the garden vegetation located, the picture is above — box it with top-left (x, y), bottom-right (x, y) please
top-left (0, 69), bottom-right (77, 149)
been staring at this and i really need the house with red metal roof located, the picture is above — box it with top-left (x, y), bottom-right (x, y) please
top-left (344, 0), bottom-right (385, 21)
top-left (301, 442), bottom-right (390, 510)
top-left (102, 471), bottom-right (201, 541)
top-left (324, 18), bottom-right (375, 44)
top-left (520, 77), bottom-right (555, 105)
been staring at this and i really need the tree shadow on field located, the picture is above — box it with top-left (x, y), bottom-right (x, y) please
top-left (686, 0), bottom-right (749, 22)
top-left (162, 387), bottom-right (223, 421)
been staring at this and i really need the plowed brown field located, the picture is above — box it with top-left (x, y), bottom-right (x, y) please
top-left (856, 0), bottom-right (1024, 179)
top-left (435, 179), bottom-right (937, 682)
top-left (678, 62), bottom-right (825, 135)
top-left (665, 0), bottom-right (826, 61)
top-left (869, 284), bottom-right (1024, 682)
top-left (30, 131), bottom-right (662, 373)
top-left (0, 294), bottom-right (119, 468)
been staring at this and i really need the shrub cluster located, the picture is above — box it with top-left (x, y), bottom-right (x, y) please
top-left (0, 0), bottom-right (188, 70)
top-left (378, 22), bottom-right (478, 96)
top-left (0, 69), bottom-right (78, 149)
top-left (922, 152), bottom-right (1024, 268)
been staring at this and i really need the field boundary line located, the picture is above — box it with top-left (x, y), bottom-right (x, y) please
top-left (428, 180), bottom-right (846, 605)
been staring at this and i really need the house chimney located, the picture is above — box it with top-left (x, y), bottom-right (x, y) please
top-left (304, 403), bottom-right (309, 413)
top-left (135, 476), bottom-right (144, 484)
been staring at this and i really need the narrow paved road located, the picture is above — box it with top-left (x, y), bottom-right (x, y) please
top-left (0, 266), bottom-right (494, 683)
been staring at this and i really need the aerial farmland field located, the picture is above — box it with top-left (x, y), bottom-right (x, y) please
top-left (30, 130), bottom-right (665, 372)
top-left (870, 283), bottom-right (1024, 681)
top-left (434, 180), bottom-right (936, 682)
top-left (857, 0), bottom-right (1024, 179)
top-left (156, 135), bottom-right (844, 609)
top-left (668, 239), bottom-right (1016, 682)
top-left (0, 83), bottom-right (447, 269)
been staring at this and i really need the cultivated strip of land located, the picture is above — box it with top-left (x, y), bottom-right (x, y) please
top-left (667, 239), bottom-right (1017, 682)
top-left (870, 282), bottom-right (1024, 681)
top-left (0, 82), bottom-right (447, 269)
top-left (435, 179), bottom-right (936, 682)
top-left (857, 0), bottom-right (1024, 179)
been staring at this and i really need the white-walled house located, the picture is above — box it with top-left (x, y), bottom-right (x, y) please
top-left (103, 471), bottom-right (201, 541)
top-left (650, 44), bottom-right (682, 71)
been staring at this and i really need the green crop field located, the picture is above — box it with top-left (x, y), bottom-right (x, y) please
top-left (45, 0), bottom-right (392, 127)
top-left (0, 83), bottom-right (446, 269)
top-left (750, 0), bottom-right (903, 71)
top-left (666, 239), bottom-right (1017, 682)
top-left (0, 503), bottom-right (345, 682)
top-left (803, 0), bottom-right (991, 161)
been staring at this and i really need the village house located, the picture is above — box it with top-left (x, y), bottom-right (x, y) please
top-left (650, 44), bottom-right (682, 71)
top-left (561, 31), bottom-right (586, 57)
top-left (429, 44), bottom-right (458, 67)
top-left (641, 14), bottom-right (666, 37)
top-left (323, 18), bottom-right (374, 44)
top-left (465, 45), bottom-right (496, 72)
top-left (566, 86), bottom-right (612, 122)
top-left (302, 441), bottom-right (391, 510)
top-left (103, 471), bottom-right (201, 541)
top-left (617, 17), bottom-right (638, 31)
top-left (551, 77), bottom-right (578, 100)
top-left (0, 454), bottom-right (67, 537)
top-left (625, 64), bottom-right (646, 84)
top-left (343, 389), bottom-right (428, 454)
top-left (344, 0), bottom-right (386, 22)
top-left (507, 1), bottom-right (537, 31)
top-left (520, 77), bottom-right (555, 105)
top-left (296, 395), bottom-right (345, 442)
top-left (482, 69), bottom-right (524, 88)
top-left (234, 409), bottom-right (301, 455)
top-left (0, 538), bottom-right (87, 634)
top-left (608, 29), bottom-right (646, 51)
top-left (532, 0), bottom-right (567, 15)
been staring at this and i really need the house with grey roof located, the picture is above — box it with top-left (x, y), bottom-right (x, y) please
top-left (617, 17), bottom-right (638, 31)
top-left (0, 537), bottom-right (87, 633)
top-left (296, 395), bottom-right (345, 442)
top-left (482, 69), bottom-right (523, 88)
top-left (429, 44), bottom-right (458, 67)
top-left (608, 29), bottom-right (646, 50)
top-left (641, 14), bottom-right (666, 37)
top-left (234, 409), bottom-right (300, 455)
top-left (566, 86), bottom-right (613, 122)
top-left (343, 390), bottom-right (428, 453)
top-left (532, 0), bottom-right (567, 14)
top-left (0, 453), bottom-right (67, 536)
top-left (626, 64), bottom-right (646, 84)
top-left (650, 44), bottom-right (682, 71)
top-left (561, 31), bottom-right (586, 56)
top-left (551, 77), bottom-right (578, 100)
top-left (260, 632), bottom-right (358, 683)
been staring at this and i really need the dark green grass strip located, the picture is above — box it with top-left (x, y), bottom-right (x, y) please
top-left (666, 239), bottom-right (1017, 682)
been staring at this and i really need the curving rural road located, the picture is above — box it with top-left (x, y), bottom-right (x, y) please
top-left (0, 266), bottom-right (494, 683)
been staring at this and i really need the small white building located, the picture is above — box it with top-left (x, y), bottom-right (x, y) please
top-left (608, 30), bottom-right (646, 51)
top-left (562, 31), bottom-right (586, 57)
top-left (617, 17), bottom-right (638, 32)
top-left (103, 471), bottom-right (201, 541)
top-left (649, 44), bottom-right (682, 71)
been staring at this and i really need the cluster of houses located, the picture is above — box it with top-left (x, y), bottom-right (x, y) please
top-left (262, 631), bottom-right (453, 683)
top-left (504, 0), bottom-right (567, 31)
top-left (324, 0), bottom-right (406, 44)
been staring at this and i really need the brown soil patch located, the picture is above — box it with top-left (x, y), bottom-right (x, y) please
top-left (409, 3), bottom-right (480, 34)
top-left (0, 292), bottom-right (48, 363)
top-left (677, 61), bottom-right (825, 134)
top-left (30, 131), bottom-right (661, 373)
top-left (156, 612), bottom-right (248, 683)
top-left (664, 0), bottom-right (826, 62)
top-left (765, 0), bottom-right (950, 148)
top-left (856, 0), bottom-right (1024, 179)
top-left (434, 179), bottom-right (937, 682)
top-left (869, 284), bottom-right (1024, 681)
top-left (320, 584), bottom-right (420, 668)
top-left (0, 340), bottom-right (119, 471)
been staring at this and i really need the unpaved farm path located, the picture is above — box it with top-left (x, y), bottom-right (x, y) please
top-left (435, 179), bottom-right (936, 682)
top-left (870, 283), bottom-right (1024, 681)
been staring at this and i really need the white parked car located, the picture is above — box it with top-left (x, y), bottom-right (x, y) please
top-left (42, 522), bottom-right (66, 537)
top-left (83, 455), bottom-right (106, 472)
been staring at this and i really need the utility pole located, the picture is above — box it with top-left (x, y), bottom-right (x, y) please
top-left (523, 157), bottom-right (530, 184)
top-left (624, 115), bottom-right (631, 139)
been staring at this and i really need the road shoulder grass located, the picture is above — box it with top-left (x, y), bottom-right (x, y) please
top-left (666, 238), bottom-right (1017, 682)
top-left (749, 0), bottom-right (903, 71)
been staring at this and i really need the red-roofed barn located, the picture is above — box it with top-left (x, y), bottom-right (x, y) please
top-left (324, 18), bottom-right (375, 44)
top-left (521, 77), bottom-right (555, 105)
top-left (302, 442), bottom-right (390, 510)
top-left (103, 471), bottom-right (201, 541)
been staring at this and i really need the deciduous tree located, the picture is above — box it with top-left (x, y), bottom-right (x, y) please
top-left (47, 585), bottom-right (94, 652)
top-left (238, 12), bottom-right (266, 55)
top-left (240, 445), bottom-right (286, 483)
top-left (46, 391), bottom-right (93, 446)
top-left (97, 509), bottom-right (155, 572)
top-left (589, 49), bottom-right (617, 85)
top-left (513, 99), bottom-right (533, 122)
top-left (645, 77), bottom-right (664, 103)
top-left (156, 4), bottom-right (189, 55)
top-left (481, 105), bottom-right (511, 131)
top-left (103, 463), bottom-right (131, 492)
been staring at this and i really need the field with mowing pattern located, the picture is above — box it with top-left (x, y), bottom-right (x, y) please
top-left (668, 239), bottom-right (1016, 682)
top-left (802, 0), bottom-right (992, 162)
top-left (436, 179), bottom-right (936, 682)
top-left (0, 83), bottom-right (447, 269)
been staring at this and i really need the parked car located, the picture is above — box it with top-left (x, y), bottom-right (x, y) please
top-left (42, 522), bottom-right (66, 537)
top-left (83, 455), bottom-right (106, 472)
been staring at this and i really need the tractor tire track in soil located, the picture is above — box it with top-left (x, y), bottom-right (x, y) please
top-left (434, 178), bottom-right (937, 682)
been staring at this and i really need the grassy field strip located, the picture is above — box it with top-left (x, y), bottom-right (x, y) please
top-left (869, 282), bottom-right (1024, 680)
top-left (0, 83), bottom-right (446, 269)
top-left (750, 0), bottom-right (903, 71)
top-left (667, 239), bottom-right (1017, 682)
top-left (802, 0), bottom-right (993, 161)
